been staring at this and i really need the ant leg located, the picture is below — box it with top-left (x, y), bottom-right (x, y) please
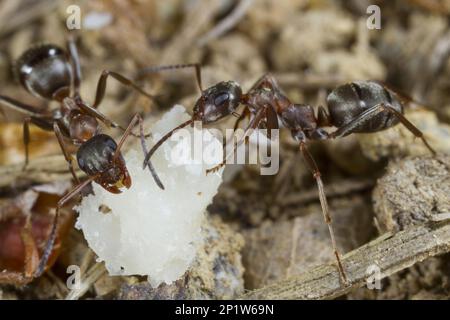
top-left (216, 107), bottom-right (250, 150)
top-left (92, 70), bottom-right (158, 109)
top-left (386, 107), bottom-right (436, 155)
top-left (0, 95), bottom-right (46, 116)
top-left (262, 105), bottom-right (279, 168)
top-left (375, 81), bottom-right (427, 109)
top-left (330, 103), bottom-right (436, 155)
top-left (299, 141), bottom-right (348, 284)
top-left (113, 113), bottom-right (165, 190)
top-left (21, 215), bottom-right (40, 279)
top-left (53, 123), bottom-right (80, 184)
top-left (247, 73), bottom-right (283, 93)
top-left (75, 101), bottom-right (150, 139)
top-left (142, 119), bottom-right (194, 189)
top-left (206, 106), bottom-right (267, 174)
top-left (114, 113), bottom-right (142, 156)
top-left (136, 63), bottom-right (203, 92)
top-left (136, 115), bottom-right (164, 190)
top-left (22, 116), bottom-right (54, 170)
top-left (67, 35), bottom-right (82, 97)
top-left (34, 176), bottom-right (96, 277)
top-left (222, 107), bottom-right (251, 150)
top-left (23, 117), bottom-right (31, 169)
top-left (233, 107), bottom-right (250, 132)
top-left (0, 96), bottom-right (51, 169)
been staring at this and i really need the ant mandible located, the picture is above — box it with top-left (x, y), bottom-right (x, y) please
top-left (139, 66), bottom-right (436, 284)
top-left (0, 36), bottom-right (155, 281)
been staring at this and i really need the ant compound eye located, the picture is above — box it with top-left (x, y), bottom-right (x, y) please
top-left (214, 92), bottom-right (230, 107)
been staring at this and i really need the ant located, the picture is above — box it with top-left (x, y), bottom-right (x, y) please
top-left (139, 66), bottom-right (436, 284)
top-left (0, 36), bottom-right (155, 281)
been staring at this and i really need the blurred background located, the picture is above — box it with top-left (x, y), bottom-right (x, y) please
top-left (0, 0), bottom-right (450, 300)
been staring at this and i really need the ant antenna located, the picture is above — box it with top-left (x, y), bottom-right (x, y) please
top-left (143, 118), bottom-right (194, 189)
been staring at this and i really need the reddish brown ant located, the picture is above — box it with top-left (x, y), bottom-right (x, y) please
top-left (0, 36), bottom-right (155, 280)
top-left (140, 67), bottom-right (436, 283)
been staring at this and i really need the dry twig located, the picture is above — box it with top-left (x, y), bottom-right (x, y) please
top-left (242, 220), bottom-right (450, 299)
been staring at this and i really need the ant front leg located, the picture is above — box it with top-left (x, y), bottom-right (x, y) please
top-left (113, 113), bottom-right (165, 190)
top-left (206, 105), bottom-right (267, 175)
top-left (218, 107), bottom-right (250, 151)
top-left (53, 122), bottom-right (80, 184)
top-left (35, 176), bottom-right (96, 277)
top-left (298, 140), bottom-right (348, 284)
top-left (92, 70), bottom-right (158, 109)
top-left (142, 118), bottom-right (194, 189)
top-left (264, 104), bottom-right (279, 164)
top-left (330, 103), bottom-right (436, 155)
top-left (232, 107), bottom-right (250, 132)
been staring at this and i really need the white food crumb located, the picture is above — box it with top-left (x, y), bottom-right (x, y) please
top-left (75, 105), bottom-right (224, 287)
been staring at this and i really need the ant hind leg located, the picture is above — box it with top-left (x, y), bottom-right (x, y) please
top-left (92, 70), bottom-right (159, 109)
top-left (299, 141), bottom-right (348, 284)
top-left (34, 176), bottom-right (96, 277)
top-left (330, 103), bottom-right (436, 155)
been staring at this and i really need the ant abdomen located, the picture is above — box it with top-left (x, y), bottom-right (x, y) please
top-left (327, 81), bottom-right (403, 133)
top-left (15, 44), bottom-right (72, 101)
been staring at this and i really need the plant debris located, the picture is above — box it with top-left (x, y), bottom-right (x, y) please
top-left (0, 0), bottom-right (450, 300)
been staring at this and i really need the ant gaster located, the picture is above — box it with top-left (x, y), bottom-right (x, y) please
top-left (140, 67), bottom-right (436, 284)
top-left (0, 37), bottom-right (155, 280)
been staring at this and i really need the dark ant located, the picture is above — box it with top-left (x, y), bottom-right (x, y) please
top-left (140, 67), bottom-right (436, 284)
top-left (0, 36), bottom-right (155, 280)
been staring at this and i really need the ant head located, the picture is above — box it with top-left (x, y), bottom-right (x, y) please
top-left (193, 81), bottom-right (242, 123)
top-left (15, 44), bottom-right (72, 101)
top-left (77, 134), bottom-right (131, 193)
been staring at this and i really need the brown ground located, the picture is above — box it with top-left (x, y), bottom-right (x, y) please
top-left (0, 0), bottom-right (450, 300)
